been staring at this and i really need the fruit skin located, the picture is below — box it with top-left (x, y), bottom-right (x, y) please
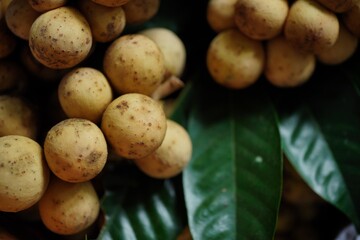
top-left (38, 177), bottom-right (100, 235)
top-left (135, 119), bottom-right (192, 179)
top-left (78, 0), bottom-right (126, 43)
top-left (315, 23), bottom-right (358, 65)
top-left (103, 34), bottom-right (166, 96)
top-left (265, 35), bottom-right (316, 87)
top-left (234, 0), bottom-right (289, 40)
top-left (284, 0), bottom-right (339, 52)
top-left (206, 0), bottom-right (237, 32)
top-left (206, 28), bottom-right (265, 89)
top-left (5, 0), bottom-right (40, 40)
top-left (101, 93), bottom-right (167, 159)
top-left (58, 67), bottom-right (113, 123)
top-left (122, 0), bottom-right (160, 25)
top-left (139, 27), bottom-right (186, 77)
top-left (0, 135), bottom-right (50, 212)
top-left (44, 118), bottom-right (108, 183)
top-left (29, 6), bottom-right (93, 69)
top-left (27, 0), bottom-right (68, 12)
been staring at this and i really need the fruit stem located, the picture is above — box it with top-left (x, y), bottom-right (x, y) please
top-left (151, 74), bottom-right (184, 100)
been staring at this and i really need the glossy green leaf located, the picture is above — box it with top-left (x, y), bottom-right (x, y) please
top-left (97, 164), bottom-right (185, 240)
top-left (183, 77), bottom-right (282, 240)
top-left (276, 65), bottom-right (360, 229)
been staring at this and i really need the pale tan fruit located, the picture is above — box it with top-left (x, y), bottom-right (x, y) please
top-left (207, 0), bottom-right (237, 32)
top-left (29, 6), bottom-right (93, 69)
top-left (103, 34), bottom-right (166, 96)
top-left (39, 177), bottom-right (100, 235)
top-left (139, 27), bottom-right (186, 77)
top-left (101, 93), bottom-right (167, 159)
top-left (5, 0), bottom-right (40, 40)
top-left (78, 0), bottom-right (126, 43)
top-left (134, 119), bottom-right (192, 179)
top-left (234, 0), bottom-right (289, 40)
top-left (58, 67), bottom-right (113, 123)
top-left (0, 135), bottom-right (49, 212)
top-left (206, 28), bottom-right (265, 89)
top-left (44, 118), bottom-right (108, 183)
top-left (265, 35), bottom-right (316, 87)
top-left (315, 23), bottom-right (358, 65)
top-left (122, 0), bottom-right (159, 25)
top-left (284, 0), bottom-right (339, 51)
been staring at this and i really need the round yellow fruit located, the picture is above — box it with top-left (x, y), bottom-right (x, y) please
top-left (284, 0), bottom-right (339, 51)
top-left (0, 135), bottom-right (49, 212)
top-left (29, 6), bottom-right (92, 69)
top-left (135, 119), bottom-right (192, 179)
top-left (39, 177), bottom-right (99, 235)
top-left (207, 28), bottom-right (265, 89)
top-left (101, 93), bottom-right (167, 159)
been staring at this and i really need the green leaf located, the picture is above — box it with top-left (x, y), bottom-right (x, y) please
top-left (183, 77), bottom-right (282, 240)
top-left (276, 65), bottom-right (360, 229)
top-left (97, 164), bottom-right (185, 240)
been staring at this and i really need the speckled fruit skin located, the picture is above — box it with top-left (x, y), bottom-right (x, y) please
top-left (122, 0), bottom-right (160, 25)
top-left (206, 29), bottom-right (265, 89)
top-left (0, 135), bottom-right (50, 212)
top-left (38, 178), bottom-right (99, 235)
top-left (284, 0), bottom-right (339, 52)
top-left (134, 119), bottom-right (192, 179)
top-left (103, 34), bottom-right (166, 96)
top-left (58, 67), bottom-right (113, 123)
top-left (78, 0), bottom-right (126, 43)
top-left (101, 93), bottom-right (167, 159)
top-left (140, 27), bottom-right (186, 77)
top-left (44, 118), bottom-right (108, 183)
top-left (29, 6), bottom-right (92, 69)
top-left (5, 0), bottom-right (40, 40)
top-left (315, 23), bottom-right (358, 65)
top-left (207, 0), bottom-right (237, 32)
top-left (234, 0), bottom-right (289, 40)
top-left (265, 35), bottom-right (316, 87)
